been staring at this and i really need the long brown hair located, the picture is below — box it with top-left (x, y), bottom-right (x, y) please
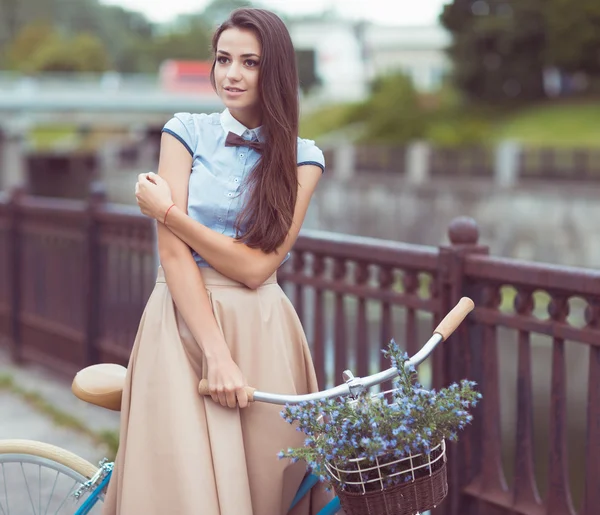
top-left (210, 8), bottom-right (299, 254)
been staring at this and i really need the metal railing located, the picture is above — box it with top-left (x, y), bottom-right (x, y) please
top-left (1, 188), bottom-right (599, 515)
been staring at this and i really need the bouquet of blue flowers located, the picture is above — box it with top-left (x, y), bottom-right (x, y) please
top-left (279, 340), bottom-right (481, 514)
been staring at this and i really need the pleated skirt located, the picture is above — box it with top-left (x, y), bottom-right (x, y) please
top-left (102, 267), bottom-right (333, 515)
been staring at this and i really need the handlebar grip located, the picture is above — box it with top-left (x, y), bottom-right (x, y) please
top-left (198, 379), bottom-right (256, 402)
top-left (433, 297), bottom-right (475, 341)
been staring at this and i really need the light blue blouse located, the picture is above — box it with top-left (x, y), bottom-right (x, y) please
top-left (161, 109), bottom-right (326, 268)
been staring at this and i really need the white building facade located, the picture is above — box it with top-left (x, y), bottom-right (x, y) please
top-left (289, 18), bottom-right (452, 103)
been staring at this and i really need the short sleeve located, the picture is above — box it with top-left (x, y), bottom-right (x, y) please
top-left (297, 138), bottom-right (325, 173)
top-left (161, 112), bottom-right (196, 157)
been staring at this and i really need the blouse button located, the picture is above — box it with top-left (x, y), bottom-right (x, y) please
top-left (227, 193), bottom-right (233, 197)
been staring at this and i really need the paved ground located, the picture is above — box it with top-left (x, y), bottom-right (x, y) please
top-left (0, 348), bottom-right (120, 466)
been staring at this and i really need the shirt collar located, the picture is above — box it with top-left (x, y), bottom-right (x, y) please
top-left (220, 108), bottom-right (264, 143)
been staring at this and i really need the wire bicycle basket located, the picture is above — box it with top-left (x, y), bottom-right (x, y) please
top-left (325, 440), bottom-right (447, 515)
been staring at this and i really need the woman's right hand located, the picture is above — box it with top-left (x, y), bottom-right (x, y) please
top-left (206, 355), bottom-right (249, 409)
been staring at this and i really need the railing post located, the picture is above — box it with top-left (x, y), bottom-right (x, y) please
top-left (8, 186), bottom-right (25, 363)
top-left (0, 124), bottom-right (28, 192)
top-left (332, 142), bottom-right (355, 181)
top-left (405, 140), bottom-right (431, 185)
top-left (437, 216), bottom-right (489, 515)
top-left (494, 139), bottom-right (521, 189)
top-left (84, 181), bottom-right (106, 366)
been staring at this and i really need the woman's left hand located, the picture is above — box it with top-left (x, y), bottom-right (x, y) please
top-left (135, 172), bottom-right (173, 221)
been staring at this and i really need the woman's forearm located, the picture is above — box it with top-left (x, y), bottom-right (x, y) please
top-left (137, 165), bottom-right (321, 288)
top-left (159, 249), bottom-right (231, 362)
top-left (164, 206), bottom-right (278, 288)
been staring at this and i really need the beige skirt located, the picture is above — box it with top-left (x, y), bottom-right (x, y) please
top-left (102, 267), bottom-right (332, 515)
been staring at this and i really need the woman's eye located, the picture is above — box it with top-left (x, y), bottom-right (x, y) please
top-left (245, 59), bottom-right (259, 67)
top-left (217, 56), bottom-right (229, 64)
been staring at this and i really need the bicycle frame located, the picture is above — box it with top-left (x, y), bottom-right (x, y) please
top-left (291, 474), bottom-right (341, 514)
top-left (72, 467), bottom-right (342, 514)
top-left (74, 470), bottom-right (112, 515)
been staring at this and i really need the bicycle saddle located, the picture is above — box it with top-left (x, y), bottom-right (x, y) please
top-left (71, 364), bottom-right (126, 411)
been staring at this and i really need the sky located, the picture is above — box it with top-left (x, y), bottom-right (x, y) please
top-left (99, 0), bottom-right (449, 26)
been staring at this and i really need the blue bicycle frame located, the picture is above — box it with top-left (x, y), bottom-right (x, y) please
top-left (74, 471), bottom-right (111, 515)
top-left (290, 473), bottom-right (341, 514)
top-left (75, 469), bottom-right (341, 515)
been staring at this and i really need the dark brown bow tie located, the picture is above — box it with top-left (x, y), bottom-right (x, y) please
top-left (225, 132), bottom-right (263, 153)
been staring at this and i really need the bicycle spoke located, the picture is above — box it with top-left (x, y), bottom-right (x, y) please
top-left (43, 470), bottom-right (60, 515)
top-left (0, 450), bottom-right (104, 515)
top-left (0, 463), bottom-right (8, 515)
top-left (20, 463), bottom-right (38, 515)
top-left (52, 479), bottom-right (78, 515)
top-left (38, 465), bottom-right (42, 515)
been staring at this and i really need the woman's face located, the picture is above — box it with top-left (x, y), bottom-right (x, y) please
top-left (214, 28), bottom-right (262, 128)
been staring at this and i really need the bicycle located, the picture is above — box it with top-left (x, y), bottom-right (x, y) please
top-left (0, 297), bottom-right (473, 515)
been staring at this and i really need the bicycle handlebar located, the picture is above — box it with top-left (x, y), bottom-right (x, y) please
top-left (198, 297), bottom-right (474, 405)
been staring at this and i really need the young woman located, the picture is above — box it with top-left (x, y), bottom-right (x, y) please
top-left (103, 7), bottom-right (331, 515)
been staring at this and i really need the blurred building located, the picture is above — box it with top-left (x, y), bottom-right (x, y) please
top-left (289, 18), bottom-right (451, 103)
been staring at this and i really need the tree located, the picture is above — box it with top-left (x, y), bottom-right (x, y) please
top-left (52, 0), bottom-right (102, 34)
top-left (441, 0), bottom-right (600, 104)
top-left (0, 0), bottom-right (261, 73)
top-left (440, 0), bottom-right (546, 105)
top-left (92, 4), bottom-right (155, 71)
top-left (28, 36), bottom-right (83, 73)
top-left (71, 33), bottom-right (111, 72)
top-left (151, 16), bottom-right (212, 64)
top-left (543, 0), bottom-right (600, 74)
top-left (0, 0), bottom-right (21, 43)
top-left (0, 0), bottom-right (155, 72)
top-left (200, 0), bottom-right (253, 26)
top-left (350, 73), bottom-right (427, 142)
top-left (5, 22), bottom-right (56, 71)
top-left (6, 23), bottom-right (110, 73)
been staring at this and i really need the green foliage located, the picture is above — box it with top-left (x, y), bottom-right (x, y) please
top-left (301, 96), bottom-right (600, 147)
top-left (300, 76), bottom-right (491, 146)
top-left (6, 23), bottom-right (110, 72)
top-left (441, 0), bottom-right (546, 105)
top-left (200, 0), bottom-right (254, 26)
top-left (424, 83), bottom-right (493, 146)
top-left (91, 4), bottom-right (155, 73)
top-left (425, 115), bottom-right (491, 147)
top-left (72, 33), bottom-right (111, 72)
top-left (0, 0), bottom-right (255, 73)
top-left (4, 21), bottom-right (54, 69)
top-left (441, 0), bottom-right (600, 105)
top-left (350, 74), bottom-right (426, 143)
top-left (279, 340), bottom-right (481, 492)
top-left (299, 103), bottom-right (361, 140)
top-left (490, 100), bottom-right (600, 146)
top-left (29, 125), bottom-right (77, 150)
top-left (0, 0), bottom-right (56, 45)
top-left (151, 16), bottom-right (212, 64)
top-left (27, 38), bottom-right (82, 73)
top-left (543, 0), bottom-right (600, 73)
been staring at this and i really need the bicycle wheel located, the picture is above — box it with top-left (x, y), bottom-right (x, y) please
top-left (0, 439), bottom-right (105, 514)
